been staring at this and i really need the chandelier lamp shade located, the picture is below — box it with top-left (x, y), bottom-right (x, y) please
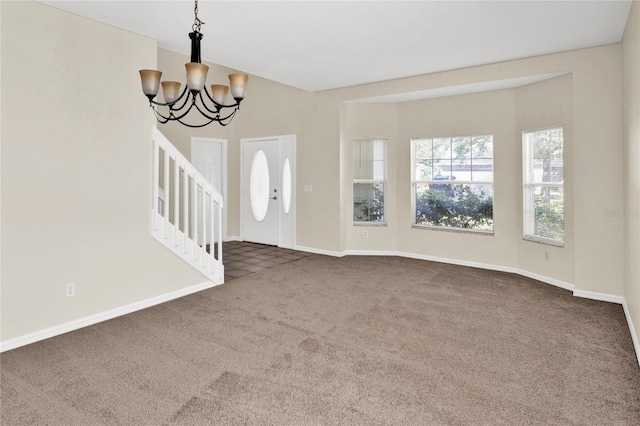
top-left (139, 0), bottom-right (249, 127)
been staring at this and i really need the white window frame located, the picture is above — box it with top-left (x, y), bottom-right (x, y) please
top-left (522, 127), bottom-right (565, 247)
top-left (353, 139), bottom-right (386, 225)
top-left (411, 135), bottom-right (494, 234)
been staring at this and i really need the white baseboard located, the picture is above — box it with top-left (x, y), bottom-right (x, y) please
top-left (573, 289), bottom-right (625, 304)
top-left (0, 280), bottom-right (221, 353)
top-left (344, 249), bottom-right (397, 257)
top-left (515, 269), bottom-right (575, 292)
top-left (294, 244), bottom-right (345, 257)
top-left (297, 245), bottom-right (578, 292)
top-left (224, 235), bottom-right (242, 242)
top-left (297, 246), bottom-right (575, 293)
top-left (397, 250), bottom-right (518, 274)
top-left (622, 298), bottom-right (640, 366)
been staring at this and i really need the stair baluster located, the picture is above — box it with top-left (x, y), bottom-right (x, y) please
top-left (151, 127), bottom-right (224, 283)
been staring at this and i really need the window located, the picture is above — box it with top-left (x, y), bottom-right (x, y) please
top-left (523, 128), bottom-right (564, 245)
top-left (353, 139), bottom-right (385, 223)
top-left (249, 150), bottom-right (270, 222)
top-left (411, 135), bottom-right (494, 232)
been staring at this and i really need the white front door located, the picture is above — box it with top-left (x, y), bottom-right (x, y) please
top-left (241, 136), bottom-right (296, 248)
top-left (242, 139), bottom-right (280, 245)
top-left (191, 138), bottom-right (227, 245)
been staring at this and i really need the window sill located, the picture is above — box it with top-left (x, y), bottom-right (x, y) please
top-left (354, 222), bottom-right (387, 227)
top-left (523, 235), bottom-right (565, 247)
top-left (411, 225), bottom-right (494, 236)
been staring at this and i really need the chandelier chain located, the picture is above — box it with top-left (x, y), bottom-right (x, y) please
top-left (192, 0), bottom-right (205, 32)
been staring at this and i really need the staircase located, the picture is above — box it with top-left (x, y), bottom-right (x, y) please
top-left (151, 128), bottom-right (224, 283)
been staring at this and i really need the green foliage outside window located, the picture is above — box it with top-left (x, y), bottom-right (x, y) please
top-left (534, 192), bottom-right (564, 241)
top-left (416, 185), bottom-right (493, 230)
top-left (354, 183), bottom-right (384, 222)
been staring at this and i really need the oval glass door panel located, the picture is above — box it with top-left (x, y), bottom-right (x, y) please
top-left (282, 158), bottom-right (292, 214)
top-left (249, 150), bottom-right (270, 222)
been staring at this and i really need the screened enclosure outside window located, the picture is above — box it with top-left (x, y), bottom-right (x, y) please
top-left (353, 139), bottom-right (385, 223)
top-left (411, 135), bottom-right (494, 232)
top-left (523, 128), bottom-right (564, 245)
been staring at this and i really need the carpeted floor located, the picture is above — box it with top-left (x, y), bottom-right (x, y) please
top-left (2, 255), bottom-right (639, 425)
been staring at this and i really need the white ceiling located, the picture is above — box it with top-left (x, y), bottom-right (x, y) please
top-left (39, 1), bottom-right (632, 93)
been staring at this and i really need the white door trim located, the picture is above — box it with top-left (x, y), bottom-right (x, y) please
top-left (191, 137), bottom-right (228, 241)
top-left (240, 135), bottom-right (296, 248)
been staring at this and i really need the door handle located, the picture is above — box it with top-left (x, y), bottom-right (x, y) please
top-left (271, 196), bottom-right (278, 200)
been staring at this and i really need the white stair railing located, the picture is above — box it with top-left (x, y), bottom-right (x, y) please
top-left (151, 127), bottom-right (224, 283)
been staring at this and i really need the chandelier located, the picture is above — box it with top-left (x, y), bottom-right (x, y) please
top-left (138, 0), bottom-right (249, 127)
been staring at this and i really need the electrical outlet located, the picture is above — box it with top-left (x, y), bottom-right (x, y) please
top-left (66, 282), bottom-right (75, 297)
top-left (363, 230), bottom-right (369, 237)
top-left (544, 251), bottom-right (550, 260)
top-left (304, 185), bottom-right (313, 193)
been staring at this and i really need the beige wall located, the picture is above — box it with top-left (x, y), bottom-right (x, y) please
top-left (623, 1), bottom-right (640, 355)
top-left (515, 75), bottom-right (574, 283)
top-left (571, 47), bottom-right (624, 296)
top-left (1, 1), bottom-right (207, 341)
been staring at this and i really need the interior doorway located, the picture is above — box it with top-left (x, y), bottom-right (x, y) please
top-left (191, 137), bottom-right (227, 243)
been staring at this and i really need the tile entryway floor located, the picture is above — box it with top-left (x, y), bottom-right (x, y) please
top-left (222, 241), bottom-right (317, 282)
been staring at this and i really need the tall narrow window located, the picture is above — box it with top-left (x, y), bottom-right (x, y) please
top-left (411, 135), bottom-right (494, 232)
top-left (523, 128), bottom-right (564, 245)
top-left (353, 139), bottom-right (386, 223)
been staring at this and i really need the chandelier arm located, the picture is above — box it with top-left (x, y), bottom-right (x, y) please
top-left (197, 91), bottom-right (223, 116)
top-left (193, 102), bottom-right (222, 122)
top-left (169, 100), bottom-right (201, 122)
top-left (194, 104), bottom-right (238, 127)
top-left (193, 95), bottom-right (238, 125)
top-left (150, 97), bottom-right (197, 123)
top-left (167, 91), bottom-right (195, 116)
top-left (213, 107), bottom-right (239, 123)
top-left (149, 105), bottom-right (173, 123)
top-left (153, 108), bottom-right (176, 124)
top-left (151, 103), bottom-right (215, 128)
top-left (174, 115), bottom-right (217, 128)
top-left (149, 86), bottom-right (190, 109)
top-left (216, 109), bottom-right (238, 127)
top-left (152, 108), bottom-right (172, 124)
top-left (202, 86), bottom-right (240, 110)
